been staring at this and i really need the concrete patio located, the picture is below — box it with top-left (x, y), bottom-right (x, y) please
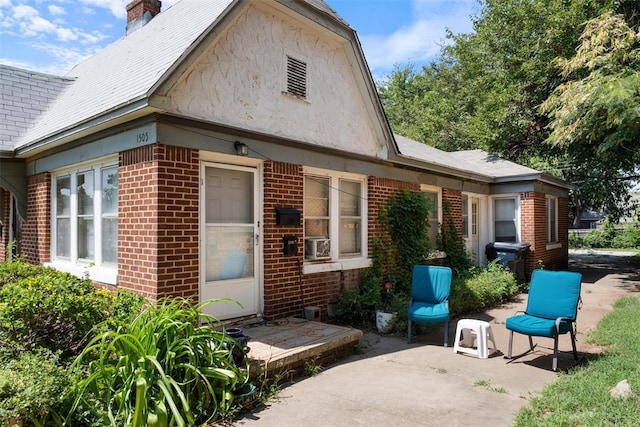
top-left (231, 251), bottom-right (640, 426)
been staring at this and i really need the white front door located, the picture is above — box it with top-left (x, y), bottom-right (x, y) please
top-left (470, 198), bottom-right (479, 263)
top-left (201, 163), bottom-right (260, 320)
top-left (463, 196), bottom-right (480, 265)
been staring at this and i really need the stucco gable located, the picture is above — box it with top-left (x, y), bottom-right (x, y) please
top-left (14, 0), bottom-right (391, 160)
top-left (161, 2), bottom-right (388, 158)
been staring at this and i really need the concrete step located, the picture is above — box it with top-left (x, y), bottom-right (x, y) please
top-left (239, 317), bottom-right (363, 379)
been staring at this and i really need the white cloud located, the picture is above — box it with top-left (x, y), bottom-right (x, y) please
top-left (358, 0), bottom-right (479, 77)
top-left (13, 4), bottom-right (38, 18)
top-left (48, 4), bottom-right (66, 16)
top-left (28, 40), bottom-right (103, 74)
top-left (78, 0), bottom-right (179, 19)
top-left (79, 0), bottom-right (128, 19)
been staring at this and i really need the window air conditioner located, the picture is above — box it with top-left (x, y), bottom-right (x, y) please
top-left (305, 238), bottom-right (331, 260)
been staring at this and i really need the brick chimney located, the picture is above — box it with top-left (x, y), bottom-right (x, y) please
top-left (126, 0), bottom-right (162, 35)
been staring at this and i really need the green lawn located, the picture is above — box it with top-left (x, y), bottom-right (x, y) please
top-left (514, 296), bottom-right (640, 426)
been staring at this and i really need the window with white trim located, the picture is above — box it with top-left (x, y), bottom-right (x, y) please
top-left (304, 171), bottom-right (366, 261)
top-left (546, 196), bottom-right (558, 243)
top-left (52, 162), bottom-right (118, 269)
top-left (494, 197), bottom-right (518, 242)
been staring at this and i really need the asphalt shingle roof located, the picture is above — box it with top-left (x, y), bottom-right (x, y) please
top-left (394, 133), bottom-right (541, 180)
top-left (13, 0), bottom-right (349, 151)
top-left (0, 65), bottom-right (73, 152)
top-left (15, 0), bottom-right (236, 150)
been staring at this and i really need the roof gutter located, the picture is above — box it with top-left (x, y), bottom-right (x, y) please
top-left (14, 98), bottom-right (159, 158)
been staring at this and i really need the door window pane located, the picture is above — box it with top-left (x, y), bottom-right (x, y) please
top-left (204, 226), bottom-right (254, 281)
top-left (205, 168), bottom-right (254, 223)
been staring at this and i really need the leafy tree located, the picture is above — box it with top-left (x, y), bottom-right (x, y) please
top-left (378, 0), bottom-right (640, 222)
top-left (541, 11), bottom-right (640, 220)
top-left (380, 0), bottom-right (608, 157)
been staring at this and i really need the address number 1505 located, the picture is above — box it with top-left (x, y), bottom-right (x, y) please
top-left (136, 132), bottom-right (149, 143)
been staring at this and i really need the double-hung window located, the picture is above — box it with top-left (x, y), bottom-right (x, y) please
top-left (494, 197), bottom-right (518, 242)
top-left (546, 196), bottom-right (558, 243)
top-left (52, 160), bottom-right (118, 283)
top-left (303, 169), bottom-right (366, 264)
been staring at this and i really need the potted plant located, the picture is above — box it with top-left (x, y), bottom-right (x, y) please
top-left (376, 280), bottom-right (396, 333)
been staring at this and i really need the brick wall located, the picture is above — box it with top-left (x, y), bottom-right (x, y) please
top-left (261, 168), bottom-right (425, 320)
top-left (118, 144), bottom-right (199, 301)
top-left (21, 172), bottom-right (51, 264)
top-left (442, 188), bottom-right (463, 236)
top-left (367, 177), bottom-right (418, 256)
top-left (519, 191), bottom-right (569, 276)
top-left (263, 161), bottom-right (306, 319)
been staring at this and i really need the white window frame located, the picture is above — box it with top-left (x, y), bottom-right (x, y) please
top-left (420, 184), bottom-right (442, 246)
top-left (546, 195), bottom-right (561, 248)
top-left (303, 167), bottom-right (369, 274)
top-left (48, 158), bottom-right (118, 285)
top-left (491, 195), bottom-right (520, 243)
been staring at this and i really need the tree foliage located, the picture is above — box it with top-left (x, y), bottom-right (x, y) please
top-left (378, 0), bottom-right (640, 221)
top-left (541, 11), bottom-right (640, 219)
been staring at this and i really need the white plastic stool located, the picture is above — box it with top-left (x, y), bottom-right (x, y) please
top-left (453, 319), bottom-right (497, 359)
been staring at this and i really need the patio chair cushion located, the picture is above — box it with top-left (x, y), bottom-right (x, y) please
top-left (408, 301), bottom-right (450, 323)
top-left (505, 314), bottom-right (573, 338)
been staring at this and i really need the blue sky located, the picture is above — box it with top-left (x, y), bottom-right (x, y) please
top-left (0, 0), bottom-right (479, 80)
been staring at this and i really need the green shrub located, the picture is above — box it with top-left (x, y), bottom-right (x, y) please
top-left (568, 231), bottom-right (583, 249)
top-left (0, 256), bottom-right (44, 289)
top-left (69, 298), bottom-right (248, 426)
top-left (611, 224), bottom-right (640, 248)
top-left (0, 348), bottom-right (74, 426)
top-left (0, 258), bottom-right (145, 359)
top-left (449, 262), bottom-right (519, 316)
top-left (582, 229), bottom-right (608, 248)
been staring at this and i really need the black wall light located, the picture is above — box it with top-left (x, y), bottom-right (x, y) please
top-left (234, 141), bottom-right (249, 156)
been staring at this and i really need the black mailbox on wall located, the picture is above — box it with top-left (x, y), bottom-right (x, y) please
top-left (283, 235), bottom-right (298, 256)
top-left (276, 207), bottom-right (301, 226)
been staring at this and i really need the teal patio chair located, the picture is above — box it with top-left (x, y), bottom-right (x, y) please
top-left (407, 265), bottom-right (452, 346)
top-left (505, 269), bottom-right (582, 371)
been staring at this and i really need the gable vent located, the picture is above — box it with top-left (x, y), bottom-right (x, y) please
top-left (286, 55), bottom-right (307, 98)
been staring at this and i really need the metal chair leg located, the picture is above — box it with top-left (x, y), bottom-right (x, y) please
top-left (407, 320), bottom-right (412, 344)
top-left (570, 328), bottom-right (578, 360)
top-left (505, 331), bottom-right (538, 362)
top-left (552, 335), bottom-right (559, 372)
